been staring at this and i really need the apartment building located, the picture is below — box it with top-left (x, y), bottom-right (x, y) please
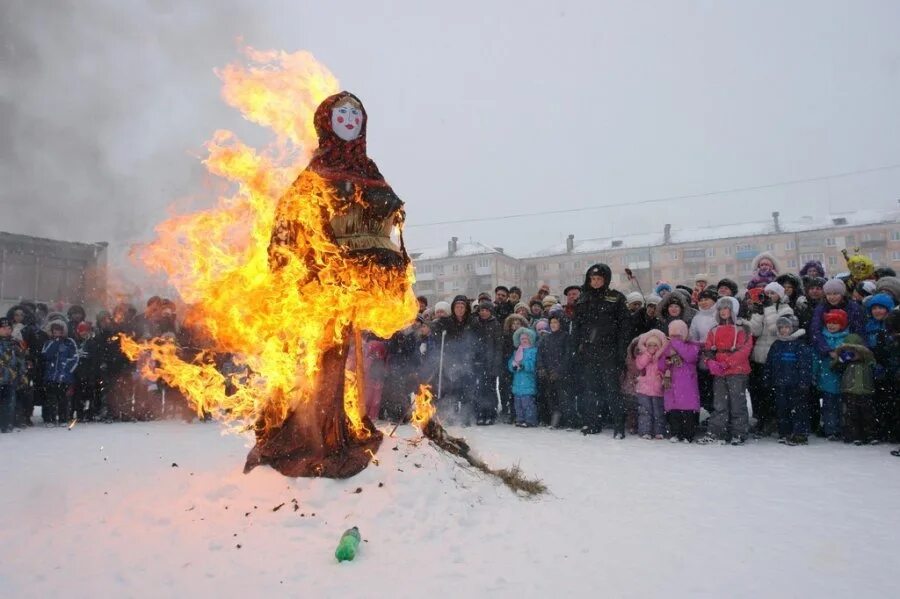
top-left (411, 208), bottom-right (900, 302)
top-left (409, 237), bottom-right (520, 304)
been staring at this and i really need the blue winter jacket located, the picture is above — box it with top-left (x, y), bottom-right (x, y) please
top-left (864, 293), bottom-right (895, 348)
top-left (508, 347), bottom-right (538, 396)
top-left (764, 331), bottom-right (813, 388)
top-left (0, 336), bottom-right (26, 386)
top-left (42, 337), bottom-right (79, 385)
top-left (813, 329), bottom-right (849, 394)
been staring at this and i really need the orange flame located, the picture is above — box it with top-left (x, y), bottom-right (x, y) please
top-left (122, 47), bottom-right (418, 438)
top-left (410, 384), bottom-right (436, 431)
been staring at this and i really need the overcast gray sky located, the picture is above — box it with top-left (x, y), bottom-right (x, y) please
top-left (3, 0), bottom-right (900, 258)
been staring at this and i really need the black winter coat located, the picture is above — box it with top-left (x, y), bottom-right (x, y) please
top-left (573, 264), bottom-right (631, 365)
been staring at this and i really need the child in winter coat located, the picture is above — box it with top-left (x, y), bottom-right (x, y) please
top-left (833, 333), bottom-right (877, 445)
top-left (864, 293), bottom-right (895, 348)
top-left (700, 297), bottom-right (754, 445)
top-left (814, 309), bottom-right (850, 440)
top-left (864, 293), bottom-right (896, 441)
top-left (657, 320), bottom-right (700, 442)
top-left (635, 329), bottom-right (667, 439)
top-left (41, 321), bottom-right (79, 426)
top-left (537, 313), bottom-right (572, 429)
top-left (0, 317), bottom-right (27, 433)
top-left (509, 327), bottom-right (538, 427)
top-left (622, 336), bottom-right (641, 436)
top-left (764, 315), bottom-right (814, 445)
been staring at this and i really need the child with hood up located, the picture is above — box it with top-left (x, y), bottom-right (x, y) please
top-left (509, 327), bottom-right (538, 428)
top-left (814, 309), bottom-right (850, 441)
top-left (699, 297), bottom-right (754, 445)
top-left (657, 320), bottom-right (700, 442)
top-left (537, 313), bottom-right (573, 429)
top-left (621, 336), bottom-right (642, 436)
top-left (832, 333), bottom-right (876, 445)
top-left (634, 329), bottom-right (668, 439)
top-left (746, 252), bottom-right (780, 290)
top-left (764, 315), bottom-right (814, 445)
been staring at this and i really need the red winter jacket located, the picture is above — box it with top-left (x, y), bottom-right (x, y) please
top-left (704, 323), bottom-right (753, 376)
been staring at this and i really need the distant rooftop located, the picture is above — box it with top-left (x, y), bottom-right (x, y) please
top-left (409, 239), bottom-right (505, 261)
top-left (524, 208), bottom-right (900, 259)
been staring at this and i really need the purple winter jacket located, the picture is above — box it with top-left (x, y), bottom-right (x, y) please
top-left (657, 339), bottom-right (701, 412)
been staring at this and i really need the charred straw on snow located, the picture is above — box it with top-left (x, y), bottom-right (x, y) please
top-left (421, 419), bottom-right (547, 497)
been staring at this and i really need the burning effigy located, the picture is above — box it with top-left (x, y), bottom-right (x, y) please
top-left (123, 47), bottom-right (545, 494)
top-left (122, 48), bottom-right (418, 478)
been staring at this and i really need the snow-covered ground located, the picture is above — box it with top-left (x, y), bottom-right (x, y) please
top-left (1, 419), bottom-right (898, 598)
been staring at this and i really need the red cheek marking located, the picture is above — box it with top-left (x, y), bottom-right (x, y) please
top-left (336, 116), bottom-right (345, 123)
top-left (355, 118), bottom-right (361, 125)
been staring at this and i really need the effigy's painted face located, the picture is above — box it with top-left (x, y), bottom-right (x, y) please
top-left (331, 101), bottom-right (363, 141)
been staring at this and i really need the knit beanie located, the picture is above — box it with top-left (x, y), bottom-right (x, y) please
top-left (645, 294), bottom-right (662, 306)
top-left (514, 301), bottom-right (529, 313)
top-left (534, 318), bottom-right (550, 334)
top-left (434, 301), bottom-right (451, 315)
top-left (541, 295), bottom-right (558, 308)
top-left (625, 292), bottom-right (644, 306)
top-left (823, 309), bottom-right (849, 330)
top-left (667, 319), bottom-right (688, 339)
top-left (823, 278), bottom-right (847, 296)
top-left (763, 281), bottom-right (785, 299)
top-left (776, 315), bottom-right (799, 332)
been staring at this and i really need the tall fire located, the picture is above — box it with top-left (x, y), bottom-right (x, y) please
top-left (122, 47), bottom-right (419, 478)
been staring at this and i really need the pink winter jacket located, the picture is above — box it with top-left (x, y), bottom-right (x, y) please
top-left (657, 339), bottom-right (701, 412)
top-left (634, 331), bottom-right (666, 397)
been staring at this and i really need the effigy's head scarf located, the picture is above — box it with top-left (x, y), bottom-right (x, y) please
top-left (307, 91), bottom-right (386, 186)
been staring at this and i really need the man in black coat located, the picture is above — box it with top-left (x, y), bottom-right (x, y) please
top-left (493, 286), bottom-right (514, 323)
top-left (573, 263), bottom-right (631, 436)
top-left (469, 301), bottom-right (503, 425)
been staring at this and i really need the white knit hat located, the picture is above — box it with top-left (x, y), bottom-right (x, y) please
top-left (625, 292), bottom-right (644, 306)
top-left (763, 281), bottom-right (785, 299)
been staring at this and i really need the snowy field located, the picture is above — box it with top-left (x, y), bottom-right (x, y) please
top-left (2, 418), bottom-right (898, 599)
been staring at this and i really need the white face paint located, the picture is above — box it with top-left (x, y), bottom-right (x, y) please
top-left (331, 102), bottom-right (363, 141)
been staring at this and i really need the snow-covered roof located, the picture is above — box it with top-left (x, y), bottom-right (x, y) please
top-left (525, 208), bottom-right (900, 259)
top-left (409, 240), bottom-right (503, 261)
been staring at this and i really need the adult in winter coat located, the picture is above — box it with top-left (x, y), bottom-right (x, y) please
top-left (656, 290), bottom-right (696, 333)
top-left (573, 263), bottom-right (631, 436)
top-left (748, 281), bottom-right (794, 436)
top-left (689, 289), bottom-right (719, 413)
top-left (700, 297), bottom-right (754, 445)
top-left (41, 322), bottom-right (79, 426)
top-left (764, 315), bottom-right (814, 444)
top-left (810, 279), bottom-right (866, 358)
top-left (469, 301), bottom-right (503, 425)
top-left (657, 320), bottom-right (701, 442)
top-left (430, 295), bottom-right (473, 421)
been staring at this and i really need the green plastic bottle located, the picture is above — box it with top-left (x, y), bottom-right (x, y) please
top-left (335, 527), bottom-right (361, 562)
